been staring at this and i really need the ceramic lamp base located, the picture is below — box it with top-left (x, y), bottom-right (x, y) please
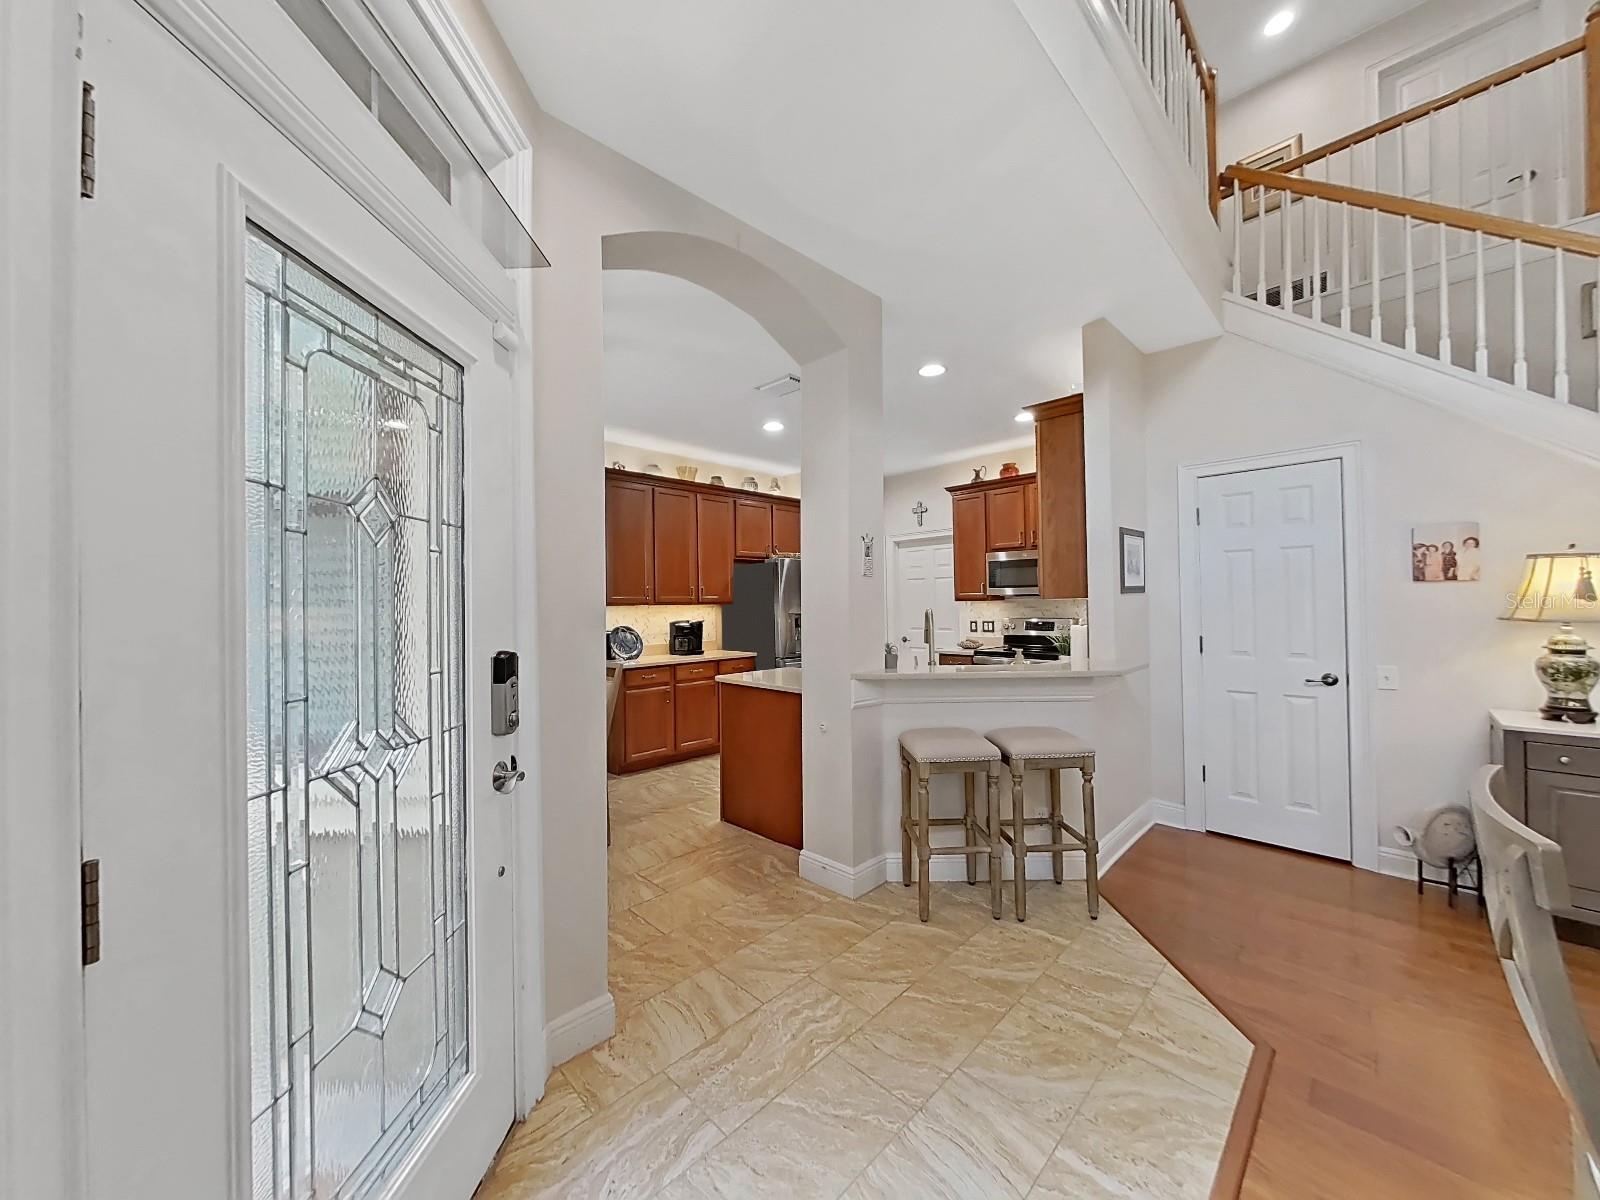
top-left (1536, 623), bottom-right (1600, 724)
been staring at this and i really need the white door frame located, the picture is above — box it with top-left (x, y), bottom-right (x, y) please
top-left (886, 527), bottom-right (954, 649)
top-left (1176, 441), bottom-right (1379, 872)
top-left (0, 2), bottom-right (87, 1198)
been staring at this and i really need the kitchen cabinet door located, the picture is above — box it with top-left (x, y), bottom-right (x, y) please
top-left (1024, 480), bottom-right (1039, 549)
top-left (1528, 769), bottom-right (1600, 912)
top-left (674, 678), bottom-right (720, 753)
top-left (606, 476), bottom-right (654, 605)
top-left (735, 498), bottom-right (773, 560)
top-left (653, 485), bottom-right (698, 604)
top-left (952, 492), bottom-right (989, 601)
top-left (771, 503), bottom-right (801, 556)
top-left (696, 494), bottom-right (736, 603)
top-left (1035, 396), bottom-right (1088, 598)
top-left (621, 684), bottom-right (675, 767)
top-left (985, 485), bottom-right (1029, 551)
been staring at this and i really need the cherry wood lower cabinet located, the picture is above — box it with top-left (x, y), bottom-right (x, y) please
top-left (718, 681), bottom-right (803, 849)
top-left (607, 656), bottom-right (758, 774)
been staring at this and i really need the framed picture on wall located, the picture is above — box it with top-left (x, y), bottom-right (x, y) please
top-left (1238, 134), bottom-right (1303, 221)
top-left (1120, 528), bottom-right (1146, 594)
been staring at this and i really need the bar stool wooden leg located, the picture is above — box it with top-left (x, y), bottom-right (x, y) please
top-left (917, 771), bottom-right (932, 922)
top-left (1082, 759), bottom-right (1100, 919)
top-left (1049, 767), bottom-right (1064, 885)
top-left (987, 769), bottom-right (1002, 919)
top-left (964, 773), bottom-right (978, 885)
top-left (900, 757), bottom-right (912, 887)
top-left (1011, 765), bottom-right (1027, 922)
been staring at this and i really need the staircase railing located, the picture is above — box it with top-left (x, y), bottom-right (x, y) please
top-left (1110, 0), bottom-right (1218, 213)
top-left (1222, 163), bottom-right (1600, 410)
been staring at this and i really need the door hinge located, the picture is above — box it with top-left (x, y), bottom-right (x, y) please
top-left (1201, 765), bottom-right (1207, 783)
top-left (79, 82), bottom-right (96, 199)
top-left (1195, 506), bottom-right (1201, 525)
top-left (81, 858), bottom-right (101, 966)
top-left (1198, 635), bottom-right (1204, 654)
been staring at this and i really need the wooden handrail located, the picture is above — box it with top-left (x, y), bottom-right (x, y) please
top-left (1169, 0), bottom-right (1214, 97)
top-left (1254, 36), bottom-right (1585, 179)
top-left (1223, 164), bottom-right (1600, 258)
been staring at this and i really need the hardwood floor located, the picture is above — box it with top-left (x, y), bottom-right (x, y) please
top-left (1104, 826), bottom-right (1600, 1200)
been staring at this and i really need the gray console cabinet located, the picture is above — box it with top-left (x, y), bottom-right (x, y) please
top-left (1492, 710), bottom-right (1600, 921)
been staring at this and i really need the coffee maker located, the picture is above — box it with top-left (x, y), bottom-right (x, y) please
top-left (669, 619), bottom-right (704, 656)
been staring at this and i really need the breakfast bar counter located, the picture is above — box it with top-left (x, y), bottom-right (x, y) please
top-left (718, 669), bottom-right (803, 848)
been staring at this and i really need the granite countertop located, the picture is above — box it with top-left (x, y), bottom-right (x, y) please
top-left (606, 648), bottom-right (759, 670)
top-left (854, 660), bottom-right (1144, 682)
top-left (718, 668), bottom-right (802, 694)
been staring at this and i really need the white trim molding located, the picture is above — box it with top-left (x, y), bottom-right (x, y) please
top-left (544, 992), bottom-right (617, 1069)
top-left (800, 850), bottom-right (893, 899)
top-left (1176, 441), bottom-right (1380, 873)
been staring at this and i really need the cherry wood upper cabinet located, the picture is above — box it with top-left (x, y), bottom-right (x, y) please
top-left (1028, 395), bottom-right (1088, 598)
top-left (605, 476), bottom-right (654, 605)
top-left (771, 502), bottom-right (801, 556)
top-left (1024, 479), bottom-right (1040, 549)
top-left (985, 484), bottom-right (1029, 551)
top-left (652, 485), bottom-right (698, 604)
top-left (696, 494), bottom-right (735, 604)
top-left (734, 498), bottom-right (773, 560)
top-left (952, 491), bottom-right (990, 601)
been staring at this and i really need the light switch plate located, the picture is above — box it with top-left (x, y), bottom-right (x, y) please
top-left (1376, 666), bottom-right (1399, 691)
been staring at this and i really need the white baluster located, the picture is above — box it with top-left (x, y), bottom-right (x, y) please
top-left (1257, 188), bottom-right (1268, 305)
top-left (1513, 239), bottom-right (1528, 389)
top-left (1487, 84), bottom-right (1498, 217)
top-left (1557, 57), bottom-right (1572, 225)
top-left (1232, 186), bottom-right (1242, 295)
top-left (1340, 202), bottom-right (1353, 331)
top-left (1555, 248), bottom-right (1570, 404)
top-left (1311, 200), bottom-right (1323, 323)
top-left (1282, 188), bottom-right (1294, 311)
top-left (1371, 207), bottom-right (1383, 342)
top-left (1438, 221), bottom-right (1452, 368)
top-left (1475, 231), bottom-right (1489, 376)
top-left (1403, 215), bottom-right (1417, 351)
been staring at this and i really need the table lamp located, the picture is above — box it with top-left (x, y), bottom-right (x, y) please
top-left (1501, 545), bottom-right (1600, 723)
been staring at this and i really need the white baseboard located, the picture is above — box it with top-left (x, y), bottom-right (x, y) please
top-left (1376, 846), bottom-right (1417, 881)
top-left (799, 849), bottom-right (891, 899)
top-left (1152, 799), bottom-right (1189, 828)
top-left (544, 992), bottom-right (615, 1067)
top-left (882, 798), bottom-right (1157, 884)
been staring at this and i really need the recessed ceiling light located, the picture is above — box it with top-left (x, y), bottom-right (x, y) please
top-left (1014, 411), bottom-right (1033, 423)
top-left (763, 419), bottom-right (785, 433)
top-left (918, 362), bottom-right (946, 378)
top-left (1262, 8), bottom-right (1294, 37)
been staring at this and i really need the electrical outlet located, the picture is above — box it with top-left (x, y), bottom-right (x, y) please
top-left (1376, 666), bottom-right (1400, 691)
top-left (968, 621), bottom-right (979, 633)
top-left (982, 620), bottom-right (995, 633)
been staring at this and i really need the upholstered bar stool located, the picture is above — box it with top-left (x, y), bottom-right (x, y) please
top-left (899, 728), bottom-right (1003, 922)
top-left (985, 727), bottom-right (1099, 922)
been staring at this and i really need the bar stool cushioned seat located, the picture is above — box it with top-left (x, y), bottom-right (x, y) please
top-left (899, 728), bottom-right (1003, 922)
top-left (986, 726), bottom-right (1098, 922)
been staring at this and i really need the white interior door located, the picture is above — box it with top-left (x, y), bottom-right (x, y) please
top-left (1197, 460), bottom-right (1351, 859)
top-left (894, 539), bottom-right (959, 652)
top-left (77, 3), bottom-right (518, 1197)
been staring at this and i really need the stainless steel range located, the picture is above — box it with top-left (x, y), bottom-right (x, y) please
top-left (972, 617), bottom-right (1077, 665)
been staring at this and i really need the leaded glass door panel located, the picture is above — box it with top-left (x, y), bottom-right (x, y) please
top-left (77, 5), bottom-right (519, 1198)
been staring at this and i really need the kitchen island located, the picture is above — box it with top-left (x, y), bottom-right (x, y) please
top-left (718, 668), bottom-right (803, 848)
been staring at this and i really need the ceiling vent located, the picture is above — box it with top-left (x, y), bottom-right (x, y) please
top-left (754, 373), bottom-right (802, 398)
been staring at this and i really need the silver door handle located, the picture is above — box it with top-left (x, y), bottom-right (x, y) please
top-left (492, 755), bottom-right (526, 794)
top-left (1304, 673), bottom-right (1341, 687)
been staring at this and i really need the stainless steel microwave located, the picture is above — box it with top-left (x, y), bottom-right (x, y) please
top-left (986, 550), bottom-right (1040, 597)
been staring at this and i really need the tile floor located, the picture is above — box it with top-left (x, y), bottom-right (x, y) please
top-left (476, 757), bottom-right (1253, 1199)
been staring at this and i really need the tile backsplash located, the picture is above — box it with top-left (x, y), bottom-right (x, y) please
top-left (956, 597), bottom-right (1088, 641)
top-left (605, 605), bottom-right (723, 651)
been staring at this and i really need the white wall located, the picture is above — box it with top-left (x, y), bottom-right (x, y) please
top-left (882, 444), bottom-right (1035, 540)
top-left (1219, 0), bottom-right (1585, 170)
top-left (604, 438), bottom-right (801, 497)
top-left (1143, 328), bottom-right (1600, 856)
top-left (1082, 320), bottom-right (1150, 666)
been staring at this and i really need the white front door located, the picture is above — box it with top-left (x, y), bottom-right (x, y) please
top-left (894, 539), bottom-right (959, 653)
top-left (1197, 460), bottom-right (1351, 859)
top-left (76, 3), bottom-right (518, 1197)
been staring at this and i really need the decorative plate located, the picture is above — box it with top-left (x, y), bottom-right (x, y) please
top-left (608, 626), bottom-right (644, 661)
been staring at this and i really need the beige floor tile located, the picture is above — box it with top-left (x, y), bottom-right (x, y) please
top-left (1029, 927), bottom-right (1168, 1030)
top-left (847, 1067), bottom-right (1059, 1199)
top-left (475, 1073), bottom-right (721, 1200)
top-left (609, 921), bottom-right (757, 1012)
top-left (657, 1053), bottom-right (913, 1200)
top-left (640, 839), bottom-right (783, 892)
top-left (562, 968), bottom-right (761, 1111)
top-left (812, 920), bottom-right (966, 1014)
top-left (961, 989), bottom-right (1125, 1131)
top-left (707, 881), bottom-right (830, 940)
top-left (1029, 1050), bottom-right (1234, 1200)
top-left (608, 908), bottom-right (666, 957)
top-left (608, 870), bottom-right (664, 912)
top-left (939, 919), bottom-right (1073, 1000)
top-left (483, 1069), bottom-right (594, 1183)
top-left (714, 911), bottom-right (876, 1001)
top-left (666, 978), bottom-right (870, 1134)
top-left (630, 870), bottom-right (752, 934)
top-left (1119, 967), bottom-right (1252, 1102)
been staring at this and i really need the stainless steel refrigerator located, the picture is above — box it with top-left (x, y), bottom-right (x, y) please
top-left (723, 557), bottom-right (801, 669)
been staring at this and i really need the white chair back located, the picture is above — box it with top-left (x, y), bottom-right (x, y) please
top-left (1472, 764), bottom-right (1600, 1198)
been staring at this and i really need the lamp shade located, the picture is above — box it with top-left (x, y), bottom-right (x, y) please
top-left (1502, 550), bottom-right (1600, 623)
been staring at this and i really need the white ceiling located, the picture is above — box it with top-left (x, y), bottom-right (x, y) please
top-left (1186, 0), bottom-right (1429, 100)
top-left (604, 270), bottom-right (803, 476)
top-left (484, 0), bottom-right (1221, 475)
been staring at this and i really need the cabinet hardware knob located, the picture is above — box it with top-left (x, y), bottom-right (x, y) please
top-left (1561, 755), bottom-right (1573, 765)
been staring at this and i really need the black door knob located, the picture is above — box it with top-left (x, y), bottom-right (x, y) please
top-left (1304, 672), bottom-right (1341, 687)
